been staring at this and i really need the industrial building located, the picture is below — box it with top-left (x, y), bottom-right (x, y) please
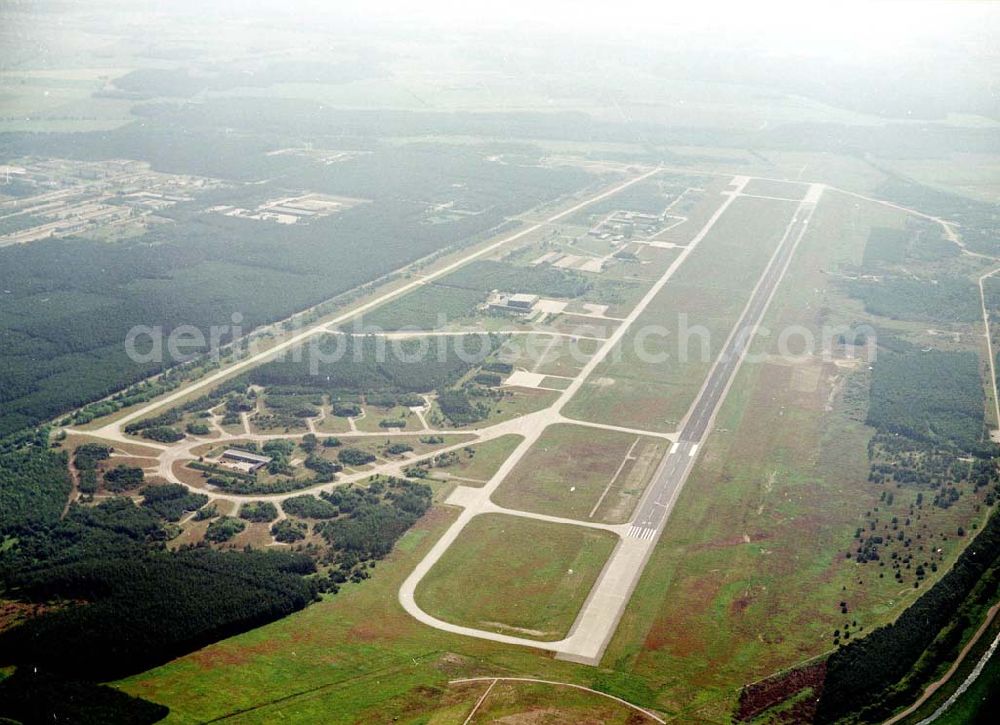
top-left (220, 449), bottom-right (272, 473)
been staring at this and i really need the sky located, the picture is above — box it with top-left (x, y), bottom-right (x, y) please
top-left (321, 0), bottom-right (997, 59)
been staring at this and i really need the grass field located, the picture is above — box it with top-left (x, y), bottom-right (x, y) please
top-left (415, 514), bottom-right (618, 641)
top-left (451, 679), bottom-right (661, 723)
top-left (492, 424), bottom-right (665, 524)
top-left (353, 405), bottom-right (420, 432)
top-left (600, 190), bottom-right (994, 721)
top-left (495, 334), bottom-right (600, 378)
top-left (354, 284), bottom-right (482, 330)
top-left (432, 434), bottom-right (524, 484)
top-left (541, 313), bottom-right (620, 339)
top-left (741, 178), bottom-right (810, 200)
top-left (933, 643), bottom-right (1000, 724)
top-left (314, 412), bottom-right (353, 434)
top-left (116, 502), bottom-right (631, 723)
top-left (428, 387), bottom-right (560, 429)
top-left (563, 194), bottom-right (797, 432)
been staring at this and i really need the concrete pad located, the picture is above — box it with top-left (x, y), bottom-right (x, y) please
top-left (580, 303), bottom-right (610, 317)
top-left (504, 370), bottom-right (546, 388)
top-left (446, 485), bottom-right (485, 508)
top-left (535, 299), bottom-right (568, 314)
top-left (554, 254), bottom-right (584, 268)
top-left (532, 251), bottom-right (562, 266)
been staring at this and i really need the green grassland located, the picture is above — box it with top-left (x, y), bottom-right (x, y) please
top-left (0, 71), bottom-right (135, 133)
top-left (893, 606), bottom-right (1000, 724)
top-left (352, 284), bottom-right (483, 330)
top-left (115, 502), bottom-right (626, 723)
top-left (414, 514), bottom-right (618, 641)
top-left (601, 189), bottom-right (997, 721)
top-left (499, 335), bottom-right (601, 378)
top-left (353, 405), bottom-right (420, 432)
top-left (563, 194), bottom-right (797, 432)
top-left (492, 424), bottom-right (665, 524)
top-left (452, 679), bottom-right (659, 723)
top-left (428, 387), bottom-right (560, 430)
top-left (430, 434), bottom-right (524, 484)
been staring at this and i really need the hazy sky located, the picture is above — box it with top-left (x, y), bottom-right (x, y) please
top-left (321, 0), bottom-right (996, 58)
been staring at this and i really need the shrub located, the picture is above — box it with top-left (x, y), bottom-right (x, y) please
top-left (103, 466), bottom-right (145, 492)
top-left (239, 501), bottom-right (279, 523)
top-left (282, 495), bottom-right (339, 519)
top-left (332, 403), bottom-right (362, 417)
top-left (271, 519), bottom-right (307, 543)
top-left (338, 448), bottom-right (376, 466)
top-left (140, 426), bottom-right (185, 443)
top-left (205, 516), bottom-right (246, 542)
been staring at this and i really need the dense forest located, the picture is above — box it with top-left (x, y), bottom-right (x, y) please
top-left (0, 135), bottom-right (592, 436)
top-left (867, 349), bottom-right (986, 449)
top-left (846, 276), bottom-right (980, 324)
top-left (0, 434), bottom-right (319, 720)
top-left (0, 426), bottom-right (440, 721)
top-left (0, 429), bottom-right (72, 532)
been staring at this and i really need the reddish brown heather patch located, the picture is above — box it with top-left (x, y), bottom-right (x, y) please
top-left (188, 635), bottom-right (286, 670)
top-left (405, 505), bottom-right (449, 534)
top-left (692, 530), bottom-right (773, 552)
top-left (734, 659), bottom-right (826, 723)
top-left (345, 619), bottom-right (382, 643)
top-left (643, 575), bottom-right (719, 654)
top-left (730, 596), bottom-right (753, 616)
top-left (0, 600), bottom-right (58, 631)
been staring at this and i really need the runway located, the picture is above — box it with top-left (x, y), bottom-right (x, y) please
top-left (627, 186), bottom-right (821, 541)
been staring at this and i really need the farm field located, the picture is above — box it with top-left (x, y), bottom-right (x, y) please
top-left (564, 194), bottom-right (797, 431)
top-left (414, 514), bottom-right (618, 641)
top-left (492, 424), bottom-right (666, 524)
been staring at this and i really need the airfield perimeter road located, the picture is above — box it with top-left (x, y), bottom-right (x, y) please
top-left (78, 167), bottom-right (826, 666)
top-left (399, 180), bottom-right (826, 664)
top-left (90, 166), bottom-right (663, 441)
